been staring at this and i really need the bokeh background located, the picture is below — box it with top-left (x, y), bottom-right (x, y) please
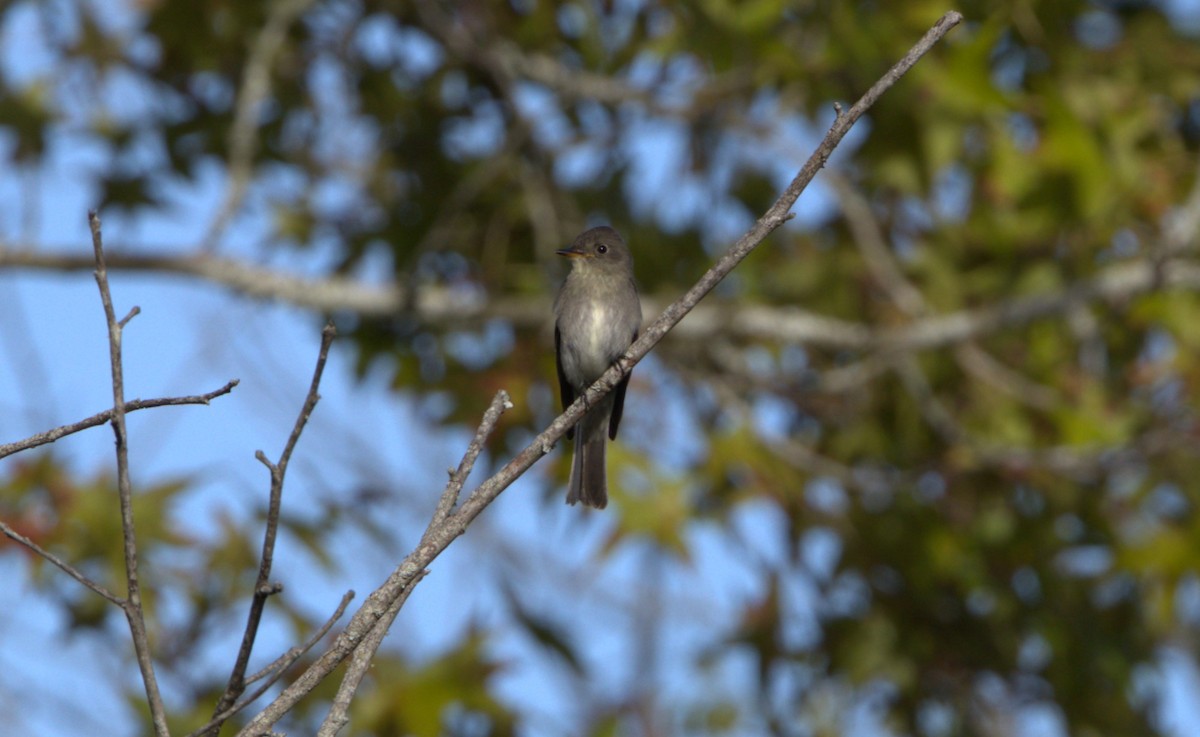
top-left (3, 1), bottom-right (1200, 735)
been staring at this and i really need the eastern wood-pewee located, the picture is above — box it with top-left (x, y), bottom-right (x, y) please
top-left (554, 226), bottom-right (642, 509)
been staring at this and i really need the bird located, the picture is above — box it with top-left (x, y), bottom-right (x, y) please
top-left (553, 226), bottom-right (642, 509)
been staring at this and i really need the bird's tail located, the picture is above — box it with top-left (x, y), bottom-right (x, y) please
top-left (566, 417), bottom-right (608, 509)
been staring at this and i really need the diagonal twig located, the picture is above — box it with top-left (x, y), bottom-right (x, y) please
top-left (316, 573), bottom-right (426, 737)
top-left (204, 321), bottom-right (337, 736)
top-left (829, 169), bottom-right (1061, 408)
top-left (184, 590), bottom-right (354, 737)
top-left (315, 388), bottom-right (511, 735)
top-left (430, 390), bottom-right (513, 529)
top-left (0, 519), bottom-right (125, 605)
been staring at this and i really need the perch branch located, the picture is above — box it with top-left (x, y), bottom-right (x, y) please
top-left (234, 13), bottom-right (964, 735)
top-left (316, 572), bottom-right (427, 737)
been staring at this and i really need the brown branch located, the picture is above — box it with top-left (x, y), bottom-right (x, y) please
top-left (316, 573), bottom-right (426, 737)
top-left (430, 390), bottom-right (513, 529)
top-left (313, 389), bottom-right (509, 735)
top-left (884, 257), bottom-right (1200, 352)
top-left (0, 380), bottom-right (239, 459)
top-left (243, 589), bottom-right (348, 688)
top-left (204, 322), bottom-right (337, 737)
top-left (235, 394), bottom-right (514, 736)
top-left (234, 13), bottom-right (964, 735)
top-left (183, 590), bottom-right (354, 737)
top-left (0, 519), bottom-right (125, 605)
top-left (89, 211), bottom-right (171, 737)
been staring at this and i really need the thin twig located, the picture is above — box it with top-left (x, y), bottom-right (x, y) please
top-left (430, 390), bottom-right (513, 529)
top-left (0, 519), bottom-right (125, 605)
top-left (891, 355), bottom-right (964, 444)
top-left (184, 590), bottom-right (355, 737)
top-left (0, 380), bottom-right (239, 459)
top-left (315, 389), bottom-right (508, 736)
top-left (235, 392), bottom-right (516, 736)
top-left (119, 306), bottom-right (141, 328)
top-left (204, 322), bottom-right (337, 736)
top-left (311, 390), bottom-right (512, 735)
top-left (234, 14), bottom-right (964, 735)
top-left (89, 210), bottom-right (171, 737)
top-left (316, 573), bottom-right (426, 737)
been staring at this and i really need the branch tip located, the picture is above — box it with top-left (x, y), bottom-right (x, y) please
top-left (1, 378), bottom-right (244, 460)
top-left (207, 324), bottom-right (335, 735)
top-left (119, 306), bottom-right (141, 328)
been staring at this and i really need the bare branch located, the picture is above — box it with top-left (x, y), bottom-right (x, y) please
top-left (887, 257), bottom-right (1200, 351)
top-left (236, 392), bottom-right (516, 736)
top-left (316, 573), bottom-right (426, 737)
top-left (809, 255), bottom-right (1200, 396)
top-left (0, 519), bottom-right (125, 606)
top-left (205, 322), bottom-right (337, 736)
top-left (0, 380), bottom-right (239, 459)
top-left (312, 390), bottom-right (507, 736)
top-left (431, 390), bottom-right (513, 529)
top-left (184, 590), bottom-right (355, 737)
top-left (308, 393), bottom-right (512, 732)
top-left (234, 14), bottom-right (964, 735)
top-left (89, 210), bottom-right (171, 737)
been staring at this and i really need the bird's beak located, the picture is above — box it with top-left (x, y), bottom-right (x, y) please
top-left (556, 245), bottom-right (588, 258)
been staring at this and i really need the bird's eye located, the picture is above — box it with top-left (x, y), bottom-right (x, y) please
top-left (597, 244), bottom-right (608, 254)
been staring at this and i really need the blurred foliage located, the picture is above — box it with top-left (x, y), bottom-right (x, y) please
top-left (3, 0), bottom-right (1200, 736)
